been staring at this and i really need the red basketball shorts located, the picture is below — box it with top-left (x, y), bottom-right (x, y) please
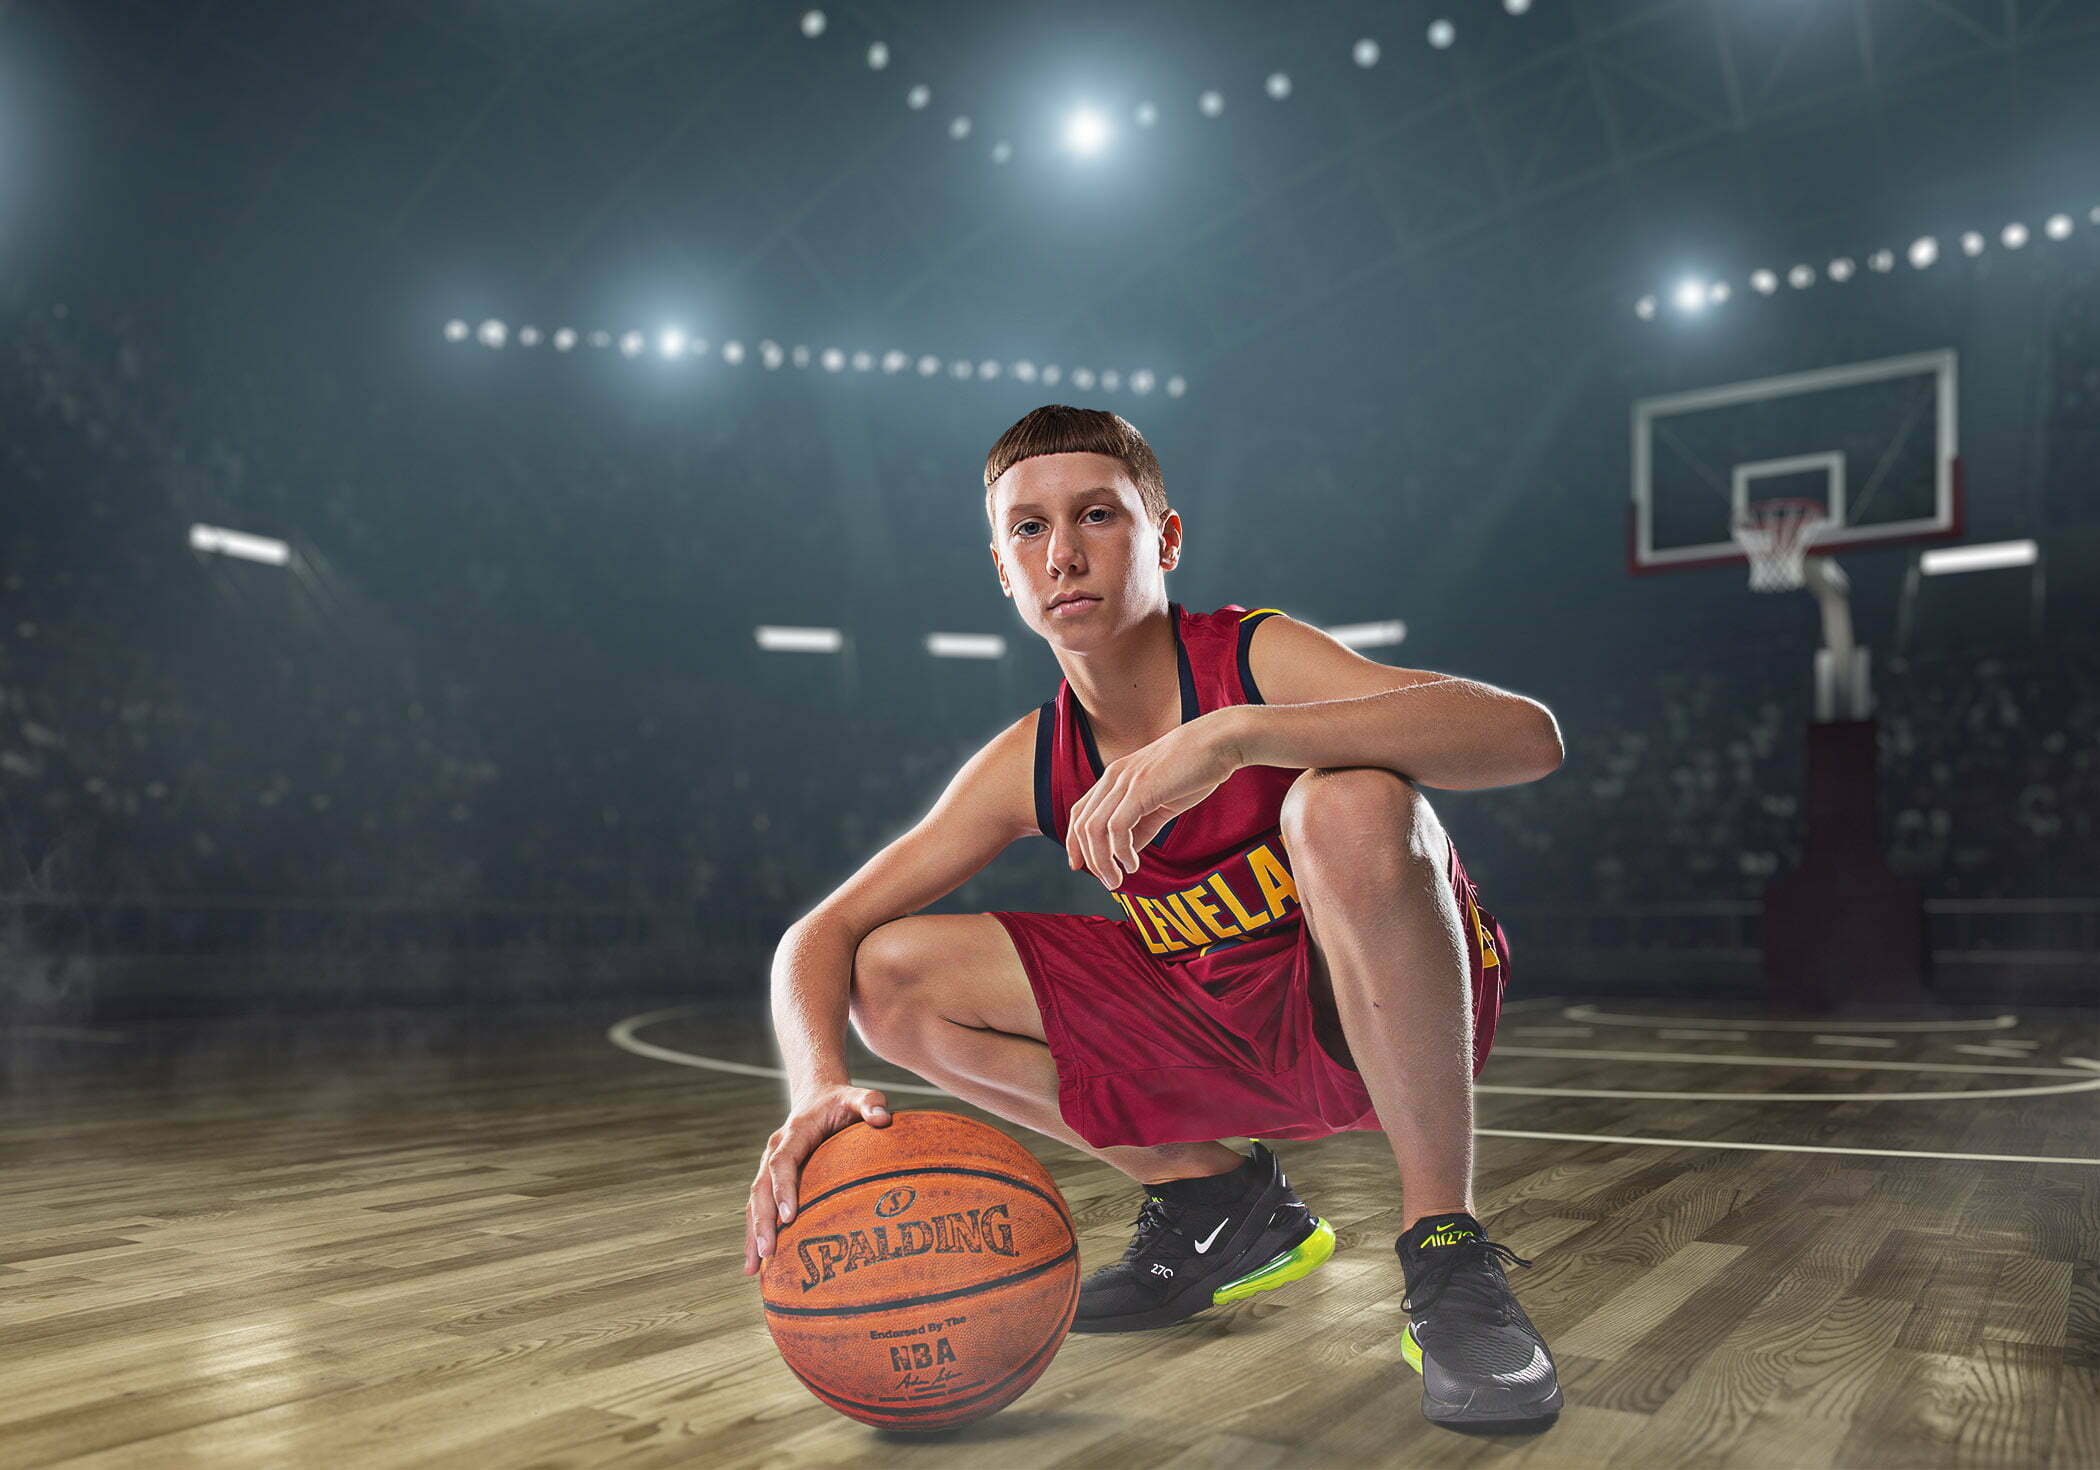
top-left (989, 842), bottom-right (1508, 1150)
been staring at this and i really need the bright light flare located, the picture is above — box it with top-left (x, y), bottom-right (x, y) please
top-left (1065, 107), bottom-right (1111, 156)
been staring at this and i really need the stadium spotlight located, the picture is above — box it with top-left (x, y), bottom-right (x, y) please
top-left (659, 327), bottom-right (686, 359)
top-left (851, 350), bottom-right (873, 371)
top-left (1353, 38), bottom-right (1381, 68)
top-left (2001, 221), bottom-right (2029, 249)
top-left (821, 347), bottom-right (846, 372)
top-left (190, 523), bottom-right (291, 567)
top-left (518, 326), bottom-right (542, 347)
top-left (1013, 361), bottom-right (1038, 383)
top-left (477, 318), bottom-right (508, 348)
top-left (1165, 375), bottom-right (1186, 398)
top-left (799, 10), bottom-right (826, 39)
top-left (1708, 280), bottom-right (1730, 304)
top-left (991, 141), bottom-right (1013, 164)
top-left (1041, 365), bottom-right (1062, 386)
top-left (588, 330), bottom-right (611, 348)
top-left (2046, 213), bottom-right (2074, 240)
top-left (1135, 101), bottom-right (1158, 128)
top-left (1827, 257), bottom-right (1855, 282)
top-left (1634, 295), bottom-right (1657, 320)
top-left (1505, 0), bottom-right (1533, 12)
top-left (1065, 107), bottom-right (1111, 156)
top-left (1750, 269), bottom-right (1778, 295)
top-left (619, 330), bottom-right (645, 357)
top-left (1920, 540), bottom-right (2038, 576)
top-left (443, 318), bottom-right (469, 342)
top-left (1673, 278), bottom-right (1707, 313)
top-left (948, 116), bottom-right (972, 141)
top-left (1908, 236), bottom-right (1938, 268)
top-left (1071, 368), bottom-right (1096, 389)
top-left (722, 340), bottom-right (745, 364)
top-left (917, 354), bottom-right (940, 376)
top-left (926, 633), bottom-right (1007, 659)
top-left (907, 84), bottom-right (930, 110)
top-left (1329, 619), bottom-right (1407, 649)
top-left (1198, 90), bottom-right (1224, 118)
top-left (2090, 206), bottom-right (2100, 224)
top-left (1266, 72), bottom-right (1292, 101)
top-left (866, 41), bottom-right (889, 70)
top-left (755, 625), bottom-right (843, 653)
top-left (1101, 370), bottom-right (1121, 391)
top-left (882, 349), bottom-right (907, 373)
top-left (1961, 230), bottom-right (1985, 256)
top-left (1868, 248), bottom-right (1895, 272)
top-left (978, 358), bottom-right (1000, 379)
top-left (791, 344), bottom-right (810, 368)
top-left (1131, 369), bottom-right (1155, 394)
top-left (761, 340), bottom-right (786, 369)
top-left (1427, 19), bottom-right (1455, 49)
top-left (1787, 263), bottom-right (1815, 288)
top-left (553, 328), bottom-right (577, 352)
top-left (950, 359), bottom-right (974, 379)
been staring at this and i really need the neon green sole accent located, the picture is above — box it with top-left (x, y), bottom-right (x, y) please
top-left (1401, 1321), bottom-right (1424, 1375)
top-left (1210, 1217), bottom-right (1337, 1305)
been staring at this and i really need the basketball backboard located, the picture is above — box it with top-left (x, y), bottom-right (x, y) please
top-left (1630, 349), bottom-right (1961, 574)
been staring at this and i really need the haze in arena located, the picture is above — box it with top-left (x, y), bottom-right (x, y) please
top-left (3, 2), bottom-right (2096, 1466)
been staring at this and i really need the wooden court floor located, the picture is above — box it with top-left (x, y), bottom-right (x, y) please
top-left (2, 992), bottom-right (2095, 1469)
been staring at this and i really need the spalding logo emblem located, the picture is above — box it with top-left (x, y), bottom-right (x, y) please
top-left (873, 1187), bottom-right (916, 1218)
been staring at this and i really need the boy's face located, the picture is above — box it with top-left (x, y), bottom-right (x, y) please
top-left (988, 452), bottom-right (1182, 644)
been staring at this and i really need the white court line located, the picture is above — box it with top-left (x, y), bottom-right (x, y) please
top-left (1505, 1025), bottom-right (1597, 1037)
top-left (1492, 1045), bottom-right (2087, 1077)
top-left (1661, 1028), bottom-right (1749, 1041)
top-left (1565, 1004), bottom-right (2018, 1033)
top-left (1957, 1044), bottom-right (2037, 1059)
top-left (1813, 1034), bottom-right (1900, 1048)
top-left (609, 1011), bottom-right (2100, 1158)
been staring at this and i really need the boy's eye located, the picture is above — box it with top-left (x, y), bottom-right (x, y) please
top-left (1016, 508), bottom-right (1110, 536)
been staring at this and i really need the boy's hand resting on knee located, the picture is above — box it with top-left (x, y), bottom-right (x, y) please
top-left (744, 1085), bottom-right (891, 1276)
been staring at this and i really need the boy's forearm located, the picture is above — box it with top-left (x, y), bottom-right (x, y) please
top-left (770, 919), bottom-right (860, 1103)
top-left (1223, 681), bottom-right (1563, 790)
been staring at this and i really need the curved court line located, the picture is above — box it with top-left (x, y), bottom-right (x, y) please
top-left (1492, 1045), bottom-right (2090, 1078)
top-left (1564, 1004), bottom-right (2019, 1034)
top-left (611, 1008), bottom-right (2100, 1113)
top-left (611, 1011), bottom-right (2100, 1168)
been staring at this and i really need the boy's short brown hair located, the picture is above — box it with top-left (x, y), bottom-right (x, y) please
top-left (983, 406), bottom-right (1169, 527)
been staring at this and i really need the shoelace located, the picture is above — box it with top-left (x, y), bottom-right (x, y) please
top-left (1119, 1195), bottom-right (1180, 1264)
top-left (1401, 1237), bottom-right (1534, 1315)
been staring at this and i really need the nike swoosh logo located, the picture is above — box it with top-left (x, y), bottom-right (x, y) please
top-left (1194, 1219), bottom-right (1229, 1252)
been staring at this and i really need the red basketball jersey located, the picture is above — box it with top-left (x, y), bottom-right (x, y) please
top-left (1033, 603), bottom-right (1302, 966)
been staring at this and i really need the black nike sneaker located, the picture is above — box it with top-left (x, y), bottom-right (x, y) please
top-left (1069, 1142), bottom-right (1336, 1334)
top-left (1396, 1212), bottom-right (1563, 1429)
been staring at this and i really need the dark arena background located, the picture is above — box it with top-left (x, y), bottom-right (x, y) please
top-left (3, 2), bottom-right (2098, 1466)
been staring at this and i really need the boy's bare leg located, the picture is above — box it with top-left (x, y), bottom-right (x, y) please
top-left (1281, 768), bottom-right (1476, 1223)
top-left (848, 913), bottom-right (1245, 1186)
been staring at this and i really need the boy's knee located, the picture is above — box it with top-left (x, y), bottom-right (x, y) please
top-left (848, 919), bottom-right (933, 1050)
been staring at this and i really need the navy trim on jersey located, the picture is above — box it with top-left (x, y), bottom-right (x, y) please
top-left (1033, 700), bottom-right (1058, 842)
top-left (1237, 609), bottom-right (1279, 705)
top-left (1065, 603), bottom-right (1197, 851)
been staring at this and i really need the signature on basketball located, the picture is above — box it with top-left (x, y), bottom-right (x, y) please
top-left (897, 1366), bottom-right (967, 1394)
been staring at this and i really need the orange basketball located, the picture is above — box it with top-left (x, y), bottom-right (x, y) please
top-left (759, 1110), bottom-right (1079, 1432)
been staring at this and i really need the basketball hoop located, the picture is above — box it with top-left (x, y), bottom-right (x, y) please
top-left (1733, 497), bottom-right (1829, 593)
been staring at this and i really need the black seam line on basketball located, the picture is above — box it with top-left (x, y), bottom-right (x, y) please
top-left (764, 1246), bottom-right (1078, 1318)
top-left (791, 1164), bottom-right (1068, 1219)
top-left (782, 1273), bottom-right (1075, 1420)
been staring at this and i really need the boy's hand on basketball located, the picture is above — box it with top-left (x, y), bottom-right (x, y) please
top-left (1067, 713), bottom-right (1243, 889)
top-left (745, 1085), bottom-right (891, 1276)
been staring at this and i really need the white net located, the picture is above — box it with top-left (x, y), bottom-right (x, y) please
top-left (1733, 497), bottom-right (1830, 592)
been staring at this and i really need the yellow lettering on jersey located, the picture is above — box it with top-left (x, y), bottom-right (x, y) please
top-left (1113, 892), bottom-right (1173, 954)
top-left (1180, 887), bottom-right (1240, 940)
top-left (1467, 893), bottom-right (1500, 968)
top-left (1152, 892), bottom-right (1212, 946)
top-left (1246, 843), bottom-right (1299, 920)
top-left (1208, 872), bottom-right (1268, 932)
